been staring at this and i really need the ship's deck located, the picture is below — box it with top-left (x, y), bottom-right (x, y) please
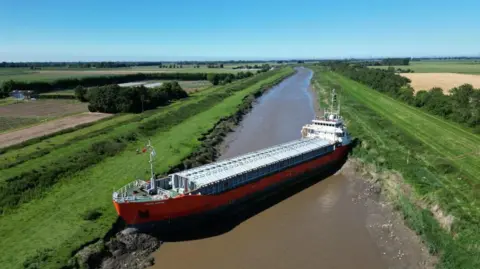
top-left (173, 138), bottom-right (332, 188)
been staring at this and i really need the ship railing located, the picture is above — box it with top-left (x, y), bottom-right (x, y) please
top-left (113, 179), bottom-right (147, 201)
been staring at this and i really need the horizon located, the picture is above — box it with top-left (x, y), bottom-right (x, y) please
top-left (2, 0), bottom-right (479, 62)
top-left (3, 55), bottom-right (480, 64)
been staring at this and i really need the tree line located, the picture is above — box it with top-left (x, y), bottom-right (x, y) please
top-left (232, 63), bottom-right (271, 70)
top-left (0, 71), bottom-right (255, 98)
top-left (380, 58), bottom-right (410, 66)
top-left (0, 61), bottom-right (161, 68)
top-left (75, 81), bottom-right (188, 113)
top-left (326, 62), bottom-right (480, 131)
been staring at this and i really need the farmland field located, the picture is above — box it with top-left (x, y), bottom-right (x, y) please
top-left (0, 97), bottom-right (24, 106)
top-left (370, 60), bottom-right (480, 74)
top-left (0, 100), bottom-right (89, 133)
top-left (401, 73), bottom-right (480, 93)
top-left (312, 67), bottom-right (480, 268)
top-left (0, 67), bottom-right (294, 269)
top-left (0, 99), bottom-right (87, 117)
top-left (39, 89), bottom-right (75, 96)
top-left (0, 117), bottom-right (43, 133)
top-left (0, 112), bottom-right (112, 148)
top-left (178, 80), bottom-right (212, 92)
top-left (0, 66), bottom-right (241, 83)
top-left (38, 80), bottom-right (211, 98)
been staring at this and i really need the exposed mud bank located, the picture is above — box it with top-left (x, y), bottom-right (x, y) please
top-left (66, 70), bottom-right (295, 269)
top-left (309, 77), bottom-right (436, 268)
top-left (340, 159), bottom-right (437, 269)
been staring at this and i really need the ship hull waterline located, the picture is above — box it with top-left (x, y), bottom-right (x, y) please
top-left (114, 145), bottom-right (350, 230)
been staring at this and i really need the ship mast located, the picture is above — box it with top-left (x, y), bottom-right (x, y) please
top-left (330, 89), bottom-right (340, 115)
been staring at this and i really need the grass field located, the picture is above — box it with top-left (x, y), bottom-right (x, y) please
top-left (312, 67), bottom-right (480, 268)
top-left (39, 89), bottom-right (75, 96)
top-left (0, 97), bottom-right (24, 106)
top-left (371, 60), bottom-right (480, 74)
top-left (0, 66), bottom-right (241, 83)
top-left (0, 100), bottom-right (89, 133)
top-left (0, 99), bottom-right (87, 117)
top-left (0, 68), bottom-right (294, 269)
top-left (178, 80), bottom-right (212, 92)
top-left (0, 117), bottom-right (43, 133)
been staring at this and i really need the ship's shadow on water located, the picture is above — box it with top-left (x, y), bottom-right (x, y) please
top-left (148, 150), bottom-right (353, 242)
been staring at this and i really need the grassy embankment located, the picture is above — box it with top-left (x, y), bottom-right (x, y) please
top-left (311, 67), bottom-right (480, 269)
top-left (0, 67), bottom-right (294, 269)
top-left (370, 60), bottom-right (480, 74)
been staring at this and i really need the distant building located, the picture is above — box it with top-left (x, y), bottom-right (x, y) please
top-left (10, 90), bottom-right (34, 100)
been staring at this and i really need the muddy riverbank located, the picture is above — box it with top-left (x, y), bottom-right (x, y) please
top-left (151, 68), bottom-right (433, 269)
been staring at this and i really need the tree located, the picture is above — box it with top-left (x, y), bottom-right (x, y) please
top-left (74, 86), bottom-right (88, 102)
top-left (414, 90), bottom-right (429, 107)
top-left (1, 80), bottom-right (16, 98)
top-left (207, 73), bottom-right (220, 85)
top-left (468, 89), bottom-right (480, 127)
top-left (423, 88), bottom-right (452, 117)
top-left (449, 84), bottom-right (474, 124)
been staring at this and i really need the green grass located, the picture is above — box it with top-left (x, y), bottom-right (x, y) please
top-left (177, 80), bottom-right (212, 91)
top-left (132, 66), bottom-right (241, 73)
top-left (0, 97), bottom-right (24, 106)
top-left (39, 89), bottom-right (75, 96)
top-left (370, 60), bottom-right (480, 74)
top-left (311, 67), bottom-right (480, 268)
top-left (0, 66), bottom-right (240, 83)
top-left (0, 69), bottom-right (115, 83)
top-left (0, 67), bottom-right (294, 269)
top-left (0, 117), bottom-right (44, 133)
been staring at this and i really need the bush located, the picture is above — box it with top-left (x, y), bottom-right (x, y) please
top-left (23, 248), bottom-right (55, 269)
top-left (435, 158), bottom-right (458, 174)
top-left (74, 86), bottom-right (88, 102)
top-left (82, 208), bottom-right (103, 221)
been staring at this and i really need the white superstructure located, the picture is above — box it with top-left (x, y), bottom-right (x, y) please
top-left (301, 89), bottom-right (351, 146)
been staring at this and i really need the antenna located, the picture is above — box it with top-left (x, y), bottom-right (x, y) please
top-left (330, 89), bottom-right (335, 113)
top-left (337, 96), bottom-right (341, 115)
top-left (146, 140), bottom-right (157, 190)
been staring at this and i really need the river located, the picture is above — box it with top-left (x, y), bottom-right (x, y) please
top-left (151, 68), bottom-right (430, 269)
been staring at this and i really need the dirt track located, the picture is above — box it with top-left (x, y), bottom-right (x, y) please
top-left (0, 113), bottom-right (112, 148)
top-left (401, 73), bottom-right (480, 94)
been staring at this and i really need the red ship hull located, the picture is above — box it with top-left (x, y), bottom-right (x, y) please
top-left (114, 145), bottom-right (349, 227)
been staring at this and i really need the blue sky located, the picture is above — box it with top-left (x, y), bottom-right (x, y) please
top-left (1, 0), bottom-right (479, 61)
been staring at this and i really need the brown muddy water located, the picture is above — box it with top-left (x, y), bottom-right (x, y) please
top-left (152, 68), bottom-right (430, 269)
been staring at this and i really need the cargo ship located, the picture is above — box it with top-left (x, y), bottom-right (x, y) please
top-left (113, 89), bottom-right (351, 228)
